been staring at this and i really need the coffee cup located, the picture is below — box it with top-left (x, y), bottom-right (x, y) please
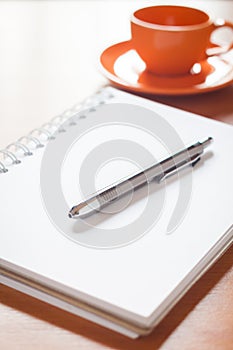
top-left (131, 5), bottom-right (233, 75)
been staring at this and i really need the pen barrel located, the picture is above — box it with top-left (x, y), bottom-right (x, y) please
top-left (96, 143), bottom-right (204, 209)
top-left (145, 143), bottom-right (204, 182)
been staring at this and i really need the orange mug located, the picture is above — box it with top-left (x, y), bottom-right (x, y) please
top-left (131, 5), bottom-right (233, 75)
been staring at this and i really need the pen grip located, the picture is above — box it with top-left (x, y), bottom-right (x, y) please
top-left (96, 186), bottom-right (119, 205)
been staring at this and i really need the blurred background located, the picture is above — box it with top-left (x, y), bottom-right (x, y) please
top-left (0, 0), bottom-right (232, 148)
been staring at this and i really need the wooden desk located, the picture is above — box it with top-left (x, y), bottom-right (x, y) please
top-left (0, 1), bottom-right (233, 349)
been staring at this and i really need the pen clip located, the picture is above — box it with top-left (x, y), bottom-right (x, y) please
top-left (158, 153), bottom-right (201, 183)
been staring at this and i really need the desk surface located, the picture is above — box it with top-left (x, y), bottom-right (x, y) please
top-left (0, 1), bottom-right (233, 349)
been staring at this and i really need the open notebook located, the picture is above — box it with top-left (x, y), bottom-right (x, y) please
top-left (0, 87), bottom-right (233, 338)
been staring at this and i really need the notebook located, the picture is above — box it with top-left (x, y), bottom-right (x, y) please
top-left (0, 87), bottom-right (233, 338)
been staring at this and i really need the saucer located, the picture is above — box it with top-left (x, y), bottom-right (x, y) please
top-left (100, 41), bottom-right (233, 95)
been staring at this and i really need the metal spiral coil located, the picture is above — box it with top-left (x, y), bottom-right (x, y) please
top-left (18, 136), bottom-right (44, 149)
top-left (7, 142), bottom-right (33, 156)
top-left (0, 88), bottom-right (114, 174)
top-left (0, 161), bottom-right (8, 173)
top-left (0, 149), bottom-right (21, 165)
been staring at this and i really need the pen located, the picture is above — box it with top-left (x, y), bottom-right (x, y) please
top-left (69, 137), bottom-right (213, 219)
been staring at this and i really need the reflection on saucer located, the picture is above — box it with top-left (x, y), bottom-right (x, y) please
top-left (100, 40), bottom-right (233, 95)
top-left (114, 50), bottom-right (146, 85)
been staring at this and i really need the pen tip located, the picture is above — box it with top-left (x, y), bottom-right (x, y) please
top-left (68, 206), bottom-right (79, 219)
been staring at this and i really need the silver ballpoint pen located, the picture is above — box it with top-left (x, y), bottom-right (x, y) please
top-left (69, 137), bottom-right (213, 219)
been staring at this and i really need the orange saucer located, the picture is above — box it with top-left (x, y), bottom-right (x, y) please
top-left (100, 41), bottom-right (233, 95)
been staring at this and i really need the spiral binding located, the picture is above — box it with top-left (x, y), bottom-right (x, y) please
top-left (0, 88), bottom-right (114, 174)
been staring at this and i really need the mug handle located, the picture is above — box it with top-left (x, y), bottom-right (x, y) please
top-left (206, 19), bottom-right (233, 57)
